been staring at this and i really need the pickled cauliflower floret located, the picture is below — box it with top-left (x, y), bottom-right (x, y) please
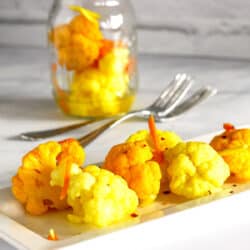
top-left (69, 13), bottom-right (103, 41)
top-left (99, 47), bottom-right (129, 75)
top-left (66, 165), bottom-right (138, 227)
top-left (103, 141), bottom-right (161, 204)
top-left (62, 36), bottom-right (100, 71)
top-left (49, 6), bottom-right (103, 71)
top-left (71, 68), bottom-right (104, 94)
top-left (210, 124), bottom-right (250, 181)
top-left (164, 142), bottom-right (230, 199)
top-left (12, 139), bottom-right (85, 215)
top-left (68, 63), bottom-right (130, 116)
top-left (126, 117), bottom-right (182, 183)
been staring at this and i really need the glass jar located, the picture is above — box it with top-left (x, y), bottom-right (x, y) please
top-left (48, 0), bottom-right (138, 118)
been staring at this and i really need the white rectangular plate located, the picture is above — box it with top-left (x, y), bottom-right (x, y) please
top-left (1, 130), bottom-right (250, 250)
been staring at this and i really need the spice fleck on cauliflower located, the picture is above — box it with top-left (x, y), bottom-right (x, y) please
top-left (210, 124), bottom-right (250, 181)
top-left (12, 139), bottom-right (85, 215)
top-left (164, 142), bottom-right (230, 199)
top-left (65, 165), bottom-right (138, 227)
top-left (103, 140), bottom-right (161, 204)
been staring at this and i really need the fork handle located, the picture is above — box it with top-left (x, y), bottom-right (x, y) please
top-left (20, 119), bottom-right (100, 140)
top-left (77, 110), bottom-right (147, 147)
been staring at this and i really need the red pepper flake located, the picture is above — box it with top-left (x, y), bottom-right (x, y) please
top-left (232, 184), bottom-right (237, 187)
top-left (34, 169), bottom-right (41, 174)
top-left (43, 199), bottom-right (53, 206)
top-left (130, 213), bottom-right (138, 218)
top-left (229, 190), bottom-right (234, 194)
top-left (163, 190), bottom-right (170, 195)
top-left (223, 123), bottom-right (235, 131)
top-left (47, 228), bottom-right (58, 241)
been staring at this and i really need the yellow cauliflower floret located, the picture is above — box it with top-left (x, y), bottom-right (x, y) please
top-left (68, 67), bottom-right (129, 117)
top-left (164, 142), bottom-right (230, 199)
top-left (99, 47), bottom-right (129, 75)
top-left (104, 73), bottom-right (129, 97)
top-left (103, 141), bottom-right (161, 204)
top-left (70, 69), bottom-right (104, 95)
top-left (70, 58), bottom-right (129, 97)
top-left (12, 139), bottom-right (85, 215)
top-left (67, 165), bottom-right (138, 227)
top-left (210, 127), bottom-right (250, 181)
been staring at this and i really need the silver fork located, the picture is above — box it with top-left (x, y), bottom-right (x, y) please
top-left (77, 85), bottom-right (216, 146)
top-left (19, 73), bottom-right (192, 141)
top-left (156, 85), bottom-right (217, 122)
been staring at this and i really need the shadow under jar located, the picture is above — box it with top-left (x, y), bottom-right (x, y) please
top-left (48, 0), bottom-right (138, 118)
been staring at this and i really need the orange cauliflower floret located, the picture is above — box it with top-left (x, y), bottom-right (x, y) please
top-left (210, 124), bottom-right (250, 181)
top-left (61, 34), bottom-right (100, 71)
top-left (66, 165), bottom-right (138, 227)
top-left (12, 139), bottom-right (85, 215)
top-left (69, 14), bottom-right (103, 41)
top-left (127, 129), bottom-right (182, 183)
top-left (164, 142), bottom-right (230, 199)
top-left (49, 6), bottom-right (103, 71)
top-left (103, 141), bottom-right (161, 204)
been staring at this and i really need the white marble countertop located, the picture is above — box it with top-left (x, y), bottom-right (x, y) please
top-left (1, 47), bottom-right (250, 249)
